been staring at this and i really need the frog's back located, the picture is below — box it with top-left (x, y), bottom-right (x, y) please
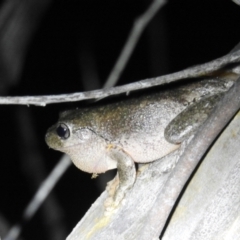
top-left (61, 78), bottom-right (232, 163)
top-left (90, 78), bottom-right (232, 163)
top-left (89, 89), bottom-right (185, 163)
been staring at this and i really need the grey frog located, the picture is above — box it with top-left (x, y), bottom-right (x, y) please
top-left (45, 77), bottom-right (235, 210)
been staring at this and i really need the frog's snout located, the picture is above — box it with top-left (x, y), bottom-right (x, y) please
top-left (45, 132), bottom-right (50, 142)
top-left (45, 131), bottom-right (51, 146)
top-left (45, 125), bottom-right (57, 148)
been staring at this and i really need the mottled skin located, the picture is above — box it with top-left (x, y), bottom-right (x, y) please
top-left (45, 78), bottom-right (234, 209)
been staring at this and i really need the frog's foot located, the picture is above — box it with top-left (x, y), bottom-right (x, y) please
top-left (106, 174), bottom-right (119, 198)
top-left (104, 196), bottom-right (117, 212)
top-left (104, 188), bottom-right (125, 212)
top-left (104, 175), bottom-right (120, 212)
top-left (104, 148), bottom-right (136, 213)
top-left (104, 181), bottom-right (129, 212)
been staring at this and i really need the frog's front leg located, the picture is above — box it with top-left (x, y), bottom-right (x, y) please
top-left (105, 147), bottom-right (136, 211)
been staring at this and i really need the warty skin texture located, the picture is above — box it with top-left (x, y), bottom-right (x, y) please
top-left (45, 77), bottom-right (235, 209)
top-left (45, 78), bottom-right (233, 175)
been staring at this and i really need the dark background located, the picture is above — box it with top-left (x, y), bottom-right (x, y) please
top-left (1, 0), bottom-right (240, 239)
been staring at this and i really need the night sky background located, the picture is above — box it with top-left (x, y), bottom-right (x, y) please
top-left (1, 0), bottom-right (240, 239)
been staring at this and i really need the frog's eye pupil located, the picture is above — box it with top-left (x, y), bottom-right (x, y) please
top-left (56, 123), bottom-right (70, 139)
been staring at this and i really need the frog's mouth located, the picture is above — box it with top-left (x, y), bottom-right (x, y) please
top-left (52, 142), bottom-right (84, 152)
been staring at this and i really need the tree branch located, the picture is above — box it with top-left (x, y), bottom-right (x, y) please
top-left (1, 49), bottom-right (240, 106)
top-left (103, 0), bottom-right (166, 88)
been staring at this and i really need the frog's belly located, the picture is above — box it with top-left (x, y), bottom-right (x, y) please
top-left (119, 133), bottom-right (180, 163)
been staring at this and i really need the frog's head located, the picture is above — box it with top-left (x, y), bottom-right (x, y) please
top-left (45, 110), bottom-right (117, 173)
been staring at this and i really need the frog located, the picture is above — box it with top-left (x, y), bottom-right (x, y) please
top-left (45, 77), bottom-right (235, 210)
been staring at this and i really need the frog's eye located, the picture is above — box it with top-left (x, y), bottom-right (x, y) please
top-left (56, 123), bottom-right (70, 139)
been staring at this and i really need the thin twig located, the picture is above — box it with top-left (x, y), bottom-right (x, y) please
top-left (0, 49), bottom-right (240, 106)
top-left (232, 0), bottom-right (240, 6)
top-left (103, 0), bottom-right (166, 88)
top-left (3, 155), bottom-right (71, 240)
